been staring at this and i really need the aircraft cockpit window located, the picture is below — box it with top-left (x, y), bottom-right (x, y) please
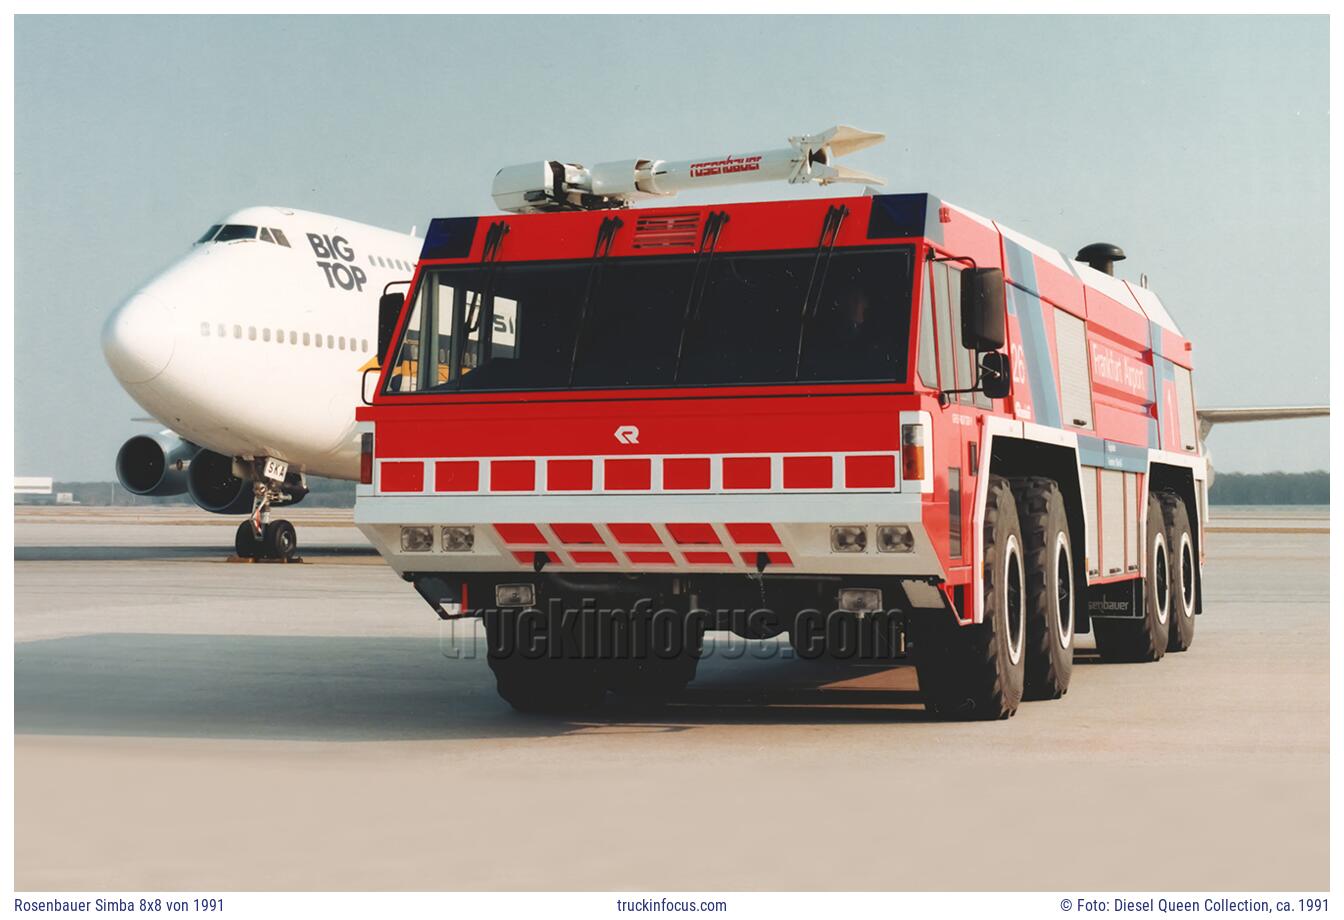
top-left (196, 225), bottom-right (222, 244)
top-left (271, 228), bottom-right (291, 248)
top-left (214, 224), bottom-right (259, 243)
top-left (259, 228), bottom-right (275, 244)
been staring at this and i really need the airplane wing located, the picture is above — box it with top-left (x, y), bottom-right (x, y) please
top-left (1198, 406), bottom-right (1329, 440)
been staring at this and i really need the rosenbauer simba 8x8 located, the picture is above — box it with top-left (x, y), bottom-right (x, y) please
top-left (353, 126), bottom-right (1206, 720)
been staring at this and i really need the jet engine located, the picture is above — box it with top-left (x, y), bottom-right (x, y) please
top-left (186, 449), bottom-right (309, 515)
top-left (115, 433), bottom-right (198, 497)
top-left (186, 449), bottom-right (254, 515)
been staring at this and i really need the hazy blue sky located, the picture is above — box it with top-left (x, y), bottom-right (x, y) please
top-left (14, 15), bottom-right (1328, 480)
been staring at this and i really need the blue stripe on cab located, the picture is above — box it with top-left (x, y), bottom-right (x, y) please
top-left (1010, 285), bottom-right (1062, 428)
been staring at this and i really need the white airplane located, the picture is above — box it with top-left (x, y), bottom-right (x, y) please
top-left (102, 206), bottom-right (422, 559)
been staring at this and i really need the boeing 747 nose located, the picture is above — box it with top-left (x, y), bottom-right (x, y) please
top-left (101, 290), bottom-right (175, 385)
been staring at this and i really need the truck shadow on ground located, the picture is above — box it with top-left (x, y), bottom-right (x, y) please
top-left (15, 634), bottom-right (937, 743)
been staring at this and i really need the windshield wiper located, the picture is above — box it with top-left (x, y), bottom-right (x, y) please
top-left (567, 215), bottom-right (623, 386)
top-left (793, 204), bottom-right (849, 379)
top-left (671, 211), bottom-right (729, 383)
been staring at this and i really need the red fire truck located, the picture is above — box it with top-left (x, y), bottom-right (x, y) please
top-left (354, 127), bottom-right (1207, 720)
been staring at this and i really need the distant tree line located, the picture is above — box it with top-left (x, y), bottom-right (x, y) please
top-left (1208, 470), bottom-right (1329, 505)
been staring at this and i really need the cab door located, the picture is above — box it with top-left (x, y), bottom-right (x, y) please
top-left (928, 258), bottom-right (997, 573)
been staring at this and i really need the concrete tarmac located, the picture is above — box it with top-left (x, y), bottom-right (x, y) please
top-left (12, 506), bottom-right (1329, 891)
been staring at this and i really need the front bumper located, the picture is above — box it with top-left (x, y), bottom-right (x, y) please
top-left (355, 491), bottom-right (945, 580)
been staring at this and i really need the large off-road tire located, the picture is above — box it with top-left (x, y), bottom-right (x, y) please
top-left (1161, 494), bottom-right (1198, 652)
top-left (483, 610), bottom-right (606, 715)
top-left (1094, 494), bottom-right (1170, 662)
top-left (607, 609), bottom-right (705, 699)
top-left (915, 475), bottom-right (1027, 720)
top-left (490, 660), bottom-right (607, 714)
top-left (1012, 477), bottom-right (1075, 701)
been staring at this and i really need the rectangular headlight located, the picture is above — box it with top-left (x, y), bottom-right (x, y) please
top-left (495, 583), bottom-right (536, 608)
top-left (830, 525), bottom-right (868, 553)
top-left (877, 524), bottom-right (915, 553)
top-left (400, 526), bottom-right (433, 552)
top-left (442, 525), bottom-right (475, 552)
top-left (839, 588), bottom-right (883, 613)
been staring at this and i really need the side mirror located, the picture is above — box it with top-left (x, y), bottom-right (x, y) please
top-left (961, 267), bottom-right (1006, 351)
top-left (377, 292), bottom-right (405, 362)
top-left (979, 351), bottom-right (1011, 400)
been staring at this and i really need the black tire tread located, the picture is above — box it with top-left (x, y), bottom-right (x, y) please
top-left (1161, 494), bottom-right (1197, 652)
top-left (916, 475), bottom-right (1022, 720)
top-left (1011, 476), bottom-right (1073, 701)
top-left (1093, 494), bottom-right (1169, 663)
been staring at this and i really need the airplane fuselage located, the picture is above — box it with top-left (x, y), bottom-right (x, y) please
top-left (103, 206), bottom-right (422, 480)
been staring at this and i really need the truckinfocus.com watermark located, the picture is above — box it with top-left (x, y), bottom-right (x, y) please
top-left (437, 599), bottom-right (905, 662)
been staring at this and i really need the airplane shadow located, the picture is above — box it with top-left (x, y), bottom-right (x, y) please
top-left (14, 633), bottom-right (932, 743)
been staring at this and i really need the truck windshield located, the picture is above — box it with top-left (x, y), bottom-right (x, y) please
top-left (382, 246), bottom-right (914, 394)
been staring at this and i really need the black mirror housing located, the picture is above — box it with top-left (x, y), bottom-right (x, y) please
top-left (979, 351), bottom-right (1011, 400)
top-left (377, 292), bottom-right (405, 362)
top-left (961, 267), bottom-right (1006, 351)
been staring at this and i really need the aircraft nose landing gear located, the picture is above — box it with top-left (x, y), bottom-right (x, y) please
top-left (232, 458), bottom-right (303, 562)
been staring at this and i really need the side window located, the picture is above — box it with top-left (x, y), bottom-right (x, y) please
top-left (1054, 309), bottom-right (1094, 429)
top-left (386, 293), bottom-right (420, 391)
top-left (916, 262), bottom-right (938, 388)
top-left (932, 260), bottom-right (982, 405)
top-left (931, 262), bottom-right (956, 394)
top-left (271, 228), bottom-right (290, 248)
top-left (385, 272), bottom-right (462, 392)
top-left (944, 265), bottom-right (976, 406)
top-left (1173, 365), bottom-right (1198, 451)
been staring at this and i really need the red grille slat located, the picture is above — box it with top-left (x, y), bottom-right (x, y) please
top-left (490, 460), bottom-right (535, 492)
top-left (550, 523), bottom-right (604, 545)
top-left (684, 551), bottom-right (733, 565)
top-left (723, 457), bottom-right (771, 490)
top-left (663, 457), bottom-right (712, 490)
top-left (739, 551), bottom-right (793, 566)
top-left (724, 523), bottom-right (781, 545)
top-left (607, 523), bottom-right (661, 545)
top-left (571, 550), bottom-right (617, 564)
top-left (783, 456), bottom-right (832, 489)
top-left (845, 454), bottom-right (897, 489)
top-left (547, 459), bottom-right (593, 491)
top-left (667, 523), bottom-right (719, 545)
top-left (512, 550), bottom-right (559, 565)
top-left (605, 458), bottom-right (651, 490)
top-left (380, 461), bottom-right (424, 492)
top-left (435, 460), bottom-right (478, 492)
top-left (495, 523), bottom-right (546, 545)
